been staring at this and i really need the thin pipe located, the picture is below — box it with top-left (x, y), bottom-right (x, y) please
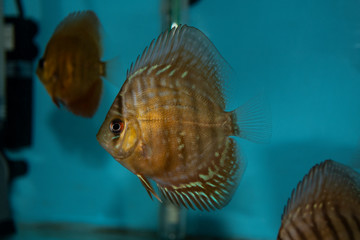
top-left (15, 0), bottom-right (24, 18)
top-left (161, 0), bottom-right (189, 31)
top-left (158, 1), bottom-right (189, 239)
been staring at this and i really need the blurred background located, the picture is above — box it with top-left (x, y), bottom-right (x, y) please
top-left (1, 0), bottom-right (360, 239)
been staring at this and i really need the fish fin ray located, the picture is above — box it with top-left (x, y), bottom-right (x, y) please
top-left (101, 56), bottom-right (123, 89)
top-left (137, 174), bottom-right (162, 203)
top-left (126, 25), bottom-right (231, 109)
top-left (53, 10), bottom-right (101, 53)
top-left (281, 160), bottom-right (360, 221)
top-left (157, 138), bottom-right (244, 211)
top-left (231, 94), bottom-right (271, 143)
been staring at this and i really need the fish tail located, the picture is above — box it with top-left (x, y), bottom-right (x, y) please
top-left (230, 94), bottom-right (272, 143)
top-left (101, 57), bottom-right (123, 88)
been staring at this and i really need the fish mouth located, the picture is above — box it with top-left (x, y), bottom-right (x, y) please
top-left (95, 127), bottom-right (120, 158)
top-left (95, 129), bottom-right (108, 149)
top-left (95, 131), bottom-right (102, 144)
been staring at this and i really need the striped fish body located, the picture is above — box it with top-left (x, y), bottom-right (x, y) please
top-left (97, 25), bottom-right (271, 210)
top-left (120, 64), bottom-right (232, 178)
top-left (36, 10), bottom-right (105, 117)
top-left (277, 160), bottom-right (360, 240)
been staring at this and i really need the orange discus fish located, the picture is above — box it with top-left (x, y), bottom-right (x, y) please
top-left (97, 25), bottom-right (271, 210)
top-left (36, 10), bottom-right (106, 117)
top-left (278, 160), bottom-right (360, 239)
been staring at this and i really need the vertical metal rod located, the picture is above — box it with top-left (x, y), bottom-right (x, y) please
top-left (161, 0), bottom-right (189, 31)
top-left (159, 1), bottom-right (189, 239)
top-left (159, 201), bottom-right (187, 240)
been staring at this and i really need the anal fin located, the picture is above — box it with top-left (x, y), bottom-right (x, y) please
top-left (67, 78), bottom-right (102, 117)
top-left (156, 138), bottom-right (244, 211)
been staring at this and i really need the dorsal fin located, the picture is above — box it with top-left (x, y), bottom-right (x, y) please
top-left (126, 25), bottom-right (231, 109)
top-left (281, 159), bottom-right (360, 220)
top-left (53, 10), bottom-right (101, 49)
top-left (55, 10), bottom-right (99, 33)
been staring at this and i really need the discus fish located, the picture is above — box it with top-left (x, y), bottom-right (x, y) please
top-left (277, 160), bottom-right (360, 239)
top-left (97, 25), bottom-right (271, 210)
top-left (36, 10), bottom-right (105, 117)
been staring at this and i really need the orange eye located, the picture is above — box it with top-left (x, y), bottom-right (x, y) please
top-left (110, 119), bottom-right (124, 135)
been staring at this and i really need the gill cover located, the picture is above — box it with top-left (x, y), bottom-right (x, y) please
top-left (111, 118), bottom-right (140, 160)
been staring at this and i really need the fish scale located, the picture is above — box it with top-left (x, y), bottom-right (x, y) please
top-left (277, 160), bottom-right (360, 239)
top-left (97, 25), bottom-right (271, 210)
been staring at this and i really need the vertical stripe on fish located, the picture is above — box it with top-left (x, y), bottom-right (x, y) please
top-left (277, 160), bottom-right (360, 239)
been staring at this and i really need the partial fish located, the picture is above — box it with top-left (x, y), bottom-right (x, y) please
top-left (36, 10), bottom-right (106, 117)
top-left (277, 160), bottom-right (360, 240)
top-left (96, 25), bottom-right (271, 210)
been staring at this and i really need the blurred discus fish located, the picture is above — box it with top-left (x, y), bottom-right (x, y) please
top-left (36, 10), bottom-right (106, 117)
top-left (97, 25), bottom-right (271, 210)
top-left (278, 160), bottom-right (360, 240)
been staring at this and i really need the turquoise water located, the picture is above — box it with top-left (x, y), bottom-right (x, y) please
top-left (4, 0), bottom-right (360, 239)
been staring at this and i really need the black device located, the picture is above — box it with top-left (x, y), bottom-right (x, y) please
top-left (0, 0), bottom-right (38, 236)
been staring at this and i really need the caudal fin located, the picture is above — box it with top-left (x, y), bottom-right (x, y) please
top-left (231, 95), bottom-right (272, 143)
top-left (101, 56), bottom-right (123, 89)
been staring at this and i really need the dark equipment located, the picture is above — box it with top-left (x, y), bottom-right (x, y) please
top-left (0, 0), bottom-right (38, 236)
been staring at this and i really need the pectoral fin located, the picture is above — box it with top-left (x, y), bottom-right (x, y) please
top-left (137, 174), bottom-right (162, 203)
top-left (52, 97), bottom-right (61, 108)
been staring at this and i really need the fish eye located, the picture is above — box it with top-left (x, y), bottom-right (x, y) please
top-left (110, 119), bottom-right (124, 135)
top-left (38, 58), bottom-right (45, 69)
